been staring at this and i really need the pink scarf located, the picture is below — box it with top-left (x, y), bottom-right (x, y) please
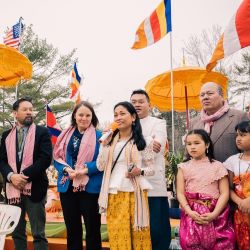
top-left (5, 123), bottom-right (36, 204)
top-left (200, 102), bottom-right (229, 134)
top-left (53, 125), bottom-right (96, 191)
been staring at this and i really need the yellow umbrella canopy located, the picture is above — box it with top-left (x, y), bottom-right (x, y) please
top-left (145, 67), bottom-right (228, 112)
top-left (0, 44), bottom-right (32, 88)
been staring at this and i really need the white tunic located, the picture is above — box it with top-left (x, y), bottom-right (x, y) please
top-left (140, 116), bottom-right (168, 197)
top-left (108, 140), bottom-right (153, 194)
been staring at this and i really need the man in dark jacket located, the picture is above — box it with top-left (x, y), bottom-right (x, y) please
top-left (0, 97), bottom-right (52, 250)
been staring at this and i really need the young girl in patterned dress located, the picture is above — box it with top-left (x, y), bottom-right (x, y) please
top-left (224, 121), bottom-right (250, 250)
top-left (177, 129), bottom-right (235, 250)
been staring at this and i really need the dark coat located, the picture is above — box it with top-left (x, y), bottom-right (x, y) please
top-left (0, 125), bottom-right (52, 202)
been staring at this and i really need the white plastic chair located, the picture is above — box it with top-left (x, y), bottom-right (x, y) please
top-left (0, 204), bottom-right (21, 250)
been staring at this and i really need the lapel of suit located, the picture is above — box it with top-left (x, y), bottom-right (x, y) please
top-left (210, 111), bottom-right (234, 145)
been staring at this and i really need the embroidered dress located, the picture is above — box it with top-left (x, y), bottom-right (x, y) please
top-left (225, 154), bottom-right (250, 250)
top-left (107, 191), bottom-right (151, 250)
top-left (179, 158), bottom-right (235, 250)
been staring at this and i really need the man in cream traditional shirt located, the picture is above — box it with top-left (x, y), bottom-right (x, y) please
top-left (131, 89), bottom-right (171, 250)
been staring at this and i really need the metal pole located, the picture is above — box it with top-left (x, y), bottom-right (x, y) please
top-left (185, 85), bottom-right (189, 129)
top-left (16, 17), bottom-right (23, 101)
top-left (169, 32), bottom-right (175, 153)
top-left (18, 17), bottom-right (23, 51)
top-left (45, 102), bottom-right (48, 127)
top-left (2, 88), bottom-right (5, 128)
top-left (243, 91), bottom-right (246, 111)
top-left (15, 80), bottom-right (20, 101)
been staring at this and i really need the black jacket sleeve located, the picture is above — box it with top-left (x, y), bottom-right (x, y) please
top-left (0, 130), bottom-right (14, 180)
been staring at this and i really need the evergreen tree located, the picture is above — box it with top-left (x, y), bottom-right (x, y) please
top-left (0, 25), bottom-right (77, 134)
top-left (230, 50), bottom-right (250, 111)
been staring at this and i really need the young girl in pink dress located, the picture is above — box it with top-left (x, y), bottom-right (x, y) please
top-left (177, 129), bottom-right (235, 250)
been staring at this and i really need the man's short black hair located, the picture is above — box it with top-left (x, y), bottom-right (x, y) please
top-left (130, 89), bottom-right (150, 102)
top-left (13, 97), bottom-right (33, 111)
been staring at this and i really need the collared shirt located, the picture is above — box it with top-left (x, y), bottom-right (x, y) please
top-left (17, 126), bottom-right (29, 161)
top-left (7, 126), bottom-right (29, 182)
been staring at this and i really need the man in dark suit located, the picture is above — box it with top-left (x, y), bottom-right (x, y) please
top-left (0, 97), bottom-right (52, 250)
top-left (190, 82), bottom-right (249, 162)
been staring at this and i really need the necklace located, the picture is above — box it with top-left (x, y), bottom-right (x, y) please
top-left (238, 153), bottom-right (250, 181)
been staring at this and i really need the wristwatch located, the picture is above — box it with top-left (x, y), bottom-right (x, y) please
top-left (141, 170), bottom-right (145, 176)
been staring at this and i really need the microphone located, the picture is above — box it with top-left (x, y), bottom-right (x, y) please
top-left (99, 122), bottom-right (118, 144)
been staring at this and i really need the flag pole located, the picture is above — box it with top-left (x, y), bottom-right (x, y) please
top-left (45, 102), bottom-right (48, 127)
top-left (15, 83), bottom-right (19, 101)
top-left (169, 32), bottom-right (175, 153)
top-left (2, 88), bottom-right (5, 128)
top-left (16, 17), bottom-right (24, 101)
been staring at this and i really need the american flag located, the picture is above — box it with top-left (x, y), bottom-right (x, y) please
top-left (3, 21), bottom-right (24, 50)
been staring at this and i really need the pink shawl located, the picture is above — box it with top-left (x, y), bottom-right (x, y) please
top-left (200, 102), bottom-right (229, 134)
top-left (5, 123), bottom-right (36, 204)
top-left (53, 125), bottom-right (96, 191)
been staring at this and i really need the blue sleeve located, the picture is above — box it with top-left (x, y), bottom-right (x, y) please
top-left (86, 130), bottom-right (102, 176)
top-left (54, 159), bottom-right (66, 174)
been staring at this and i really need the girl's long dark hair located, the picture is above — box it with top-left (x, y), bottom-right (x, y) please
top-left (109, 101), bottom-right (146, 151)
top-left (184, 129), bottom-right (214, 163)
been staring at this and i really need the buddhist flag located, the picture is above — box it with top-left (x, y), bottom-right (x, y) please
top-left (75, 92), bottom-right (81, 105)
top-left (132, 0), bottom-right (172, 49)
top-left (69, 63), bottom-right (82, 100)
top-left (206, 0), bottom-right (250, 71)
top-left (46, 105), bottom-right (61, 145)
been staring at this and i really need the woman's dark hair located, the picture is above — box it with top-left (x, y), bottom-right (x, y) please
top-left (71, 101), bottom-right (99, 128)
top-left (109, 101), bottom-right (146, 151)
top-left (235, 120), bottom-right (250, 133)
top-left (184, 129), bottom-right (214, 162)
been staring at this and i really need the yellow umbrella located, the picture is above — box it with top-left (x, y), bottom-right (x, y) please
top-left (145, 66), bottom-right (228, 112)
top-left (0, 44), bottom-right (32, 88)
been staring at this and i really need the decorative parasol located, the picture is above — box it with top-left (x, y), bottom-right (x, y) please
top-left (0, 44), bottom-right (32, 88)
top-left (145, 66), bottom-right (228, 129)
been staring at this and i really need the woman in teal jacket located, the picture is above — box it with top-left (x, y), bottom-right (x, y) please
top-left (54, 101), bottom-right (103, 250)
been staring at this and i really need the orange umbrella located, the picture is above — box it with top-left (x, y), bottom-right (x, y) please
top-left (145, 66), bottom-right (228, 112)
top-left (145, 66), bottom-right (228, 129)
top-left (0, 44), bottom-right (32, 88)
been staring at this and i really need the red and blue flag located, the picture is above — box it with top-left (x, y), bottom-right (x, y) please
top-left (46, 105), bottom-right (61, 145)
